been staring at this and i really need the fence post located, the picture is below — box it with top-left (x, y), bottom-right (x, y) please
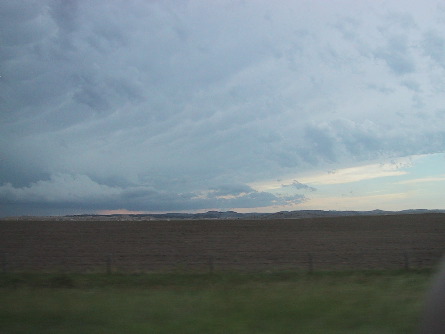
top-left (2, 253), bottom-right (7, 274)
top-left (106, 254), bottom-right (113, 275)
top-left (404, 251), bottom-right (410, 270)
top-left (307, 253), bottom-right (314, 274)
top-left (208, 256), bottom-right (214, 274)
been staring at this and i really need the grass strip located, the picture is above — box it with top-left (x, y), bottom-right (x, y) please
top-left (0, 269), bottom-right (435, 334)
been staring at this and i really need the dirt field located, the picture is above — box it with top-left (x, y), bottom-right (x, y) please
top-left (1, 214), bottom-right (445, 272)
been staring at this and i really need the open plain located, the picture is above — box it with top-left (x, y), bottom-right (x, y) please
top-left (1, 213), bottom-right (445, 273)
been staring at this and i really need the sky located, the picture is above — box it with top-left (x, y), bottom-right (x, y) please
top-left (1, 0), bottom-right (444, 217)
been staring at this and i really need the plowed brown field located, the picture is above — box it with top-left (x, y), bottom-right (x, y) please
top-left (1, 214), bottom-right (445, 272)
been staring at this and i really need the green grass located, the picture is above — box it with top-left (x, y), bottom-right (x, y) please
top-left (0, 269), bottom-right (434, 334)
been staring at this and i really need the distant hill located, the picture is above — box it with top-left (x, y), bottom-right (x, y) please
top-left (262, 209), bottom-right (445, 219)
top-left (3, 209), bottom-right (445, 221)
top-left (53, 209), bottom-right (445, 221)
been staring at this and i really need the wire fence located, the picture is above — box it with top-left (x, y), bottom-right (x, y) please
top-left (2, 248), bottom-right (444, 274)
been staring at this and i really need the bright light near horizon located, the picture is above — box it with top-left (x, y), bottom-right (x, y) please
top-left (397, 175), bottom-right (445, 184)
top-left (246, 153), bottom-right (445, 212)
top-left (296, 192), bottom-right (412, 211)
top-left (298, 165), bottom-right (407, 186)
top-left (249, 156), bottom-right (415, 192)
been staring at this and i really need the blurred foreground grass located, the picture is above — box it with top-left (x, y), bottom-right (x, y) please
top-left (0, 269), bottom-right (434, 334)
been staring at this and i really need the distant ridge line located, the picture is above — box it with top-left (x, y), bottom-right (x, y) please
top-left (4, 209), bottom-right (445, 221)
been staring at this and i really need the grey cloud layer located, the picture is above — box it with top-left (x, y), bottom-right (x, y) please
top-left (0, 174), bottom-right (306, 216)
top-left (1, 0), bottom-right (445, 215)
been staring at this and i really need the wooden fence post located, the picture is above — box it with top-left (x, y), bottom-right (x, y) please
top-left (208, 256), bottom-right (214, 274)
top-left (106, 254), bottom-right (113, 275)
top-left (308, 253), bottom-right (314, 274)
top-left (404, 251), bottom-right (410, 270)
top-left (2, 253), bottom-right (7, 274)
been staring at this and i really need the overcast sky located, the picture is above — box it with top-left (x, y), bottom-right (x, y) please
top-left (1, 0), bottom-right (445, 216)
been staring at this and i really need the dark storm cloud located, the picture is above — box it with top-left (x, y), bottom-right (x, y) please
top-left (0, 174), bottom-right (306, 215)
top-left (1, 0), bottom-right (445, 216)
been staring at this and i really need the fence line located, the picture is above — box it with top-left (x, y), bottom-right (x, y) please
top-left (1, 249), bottom-right (444, 274)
